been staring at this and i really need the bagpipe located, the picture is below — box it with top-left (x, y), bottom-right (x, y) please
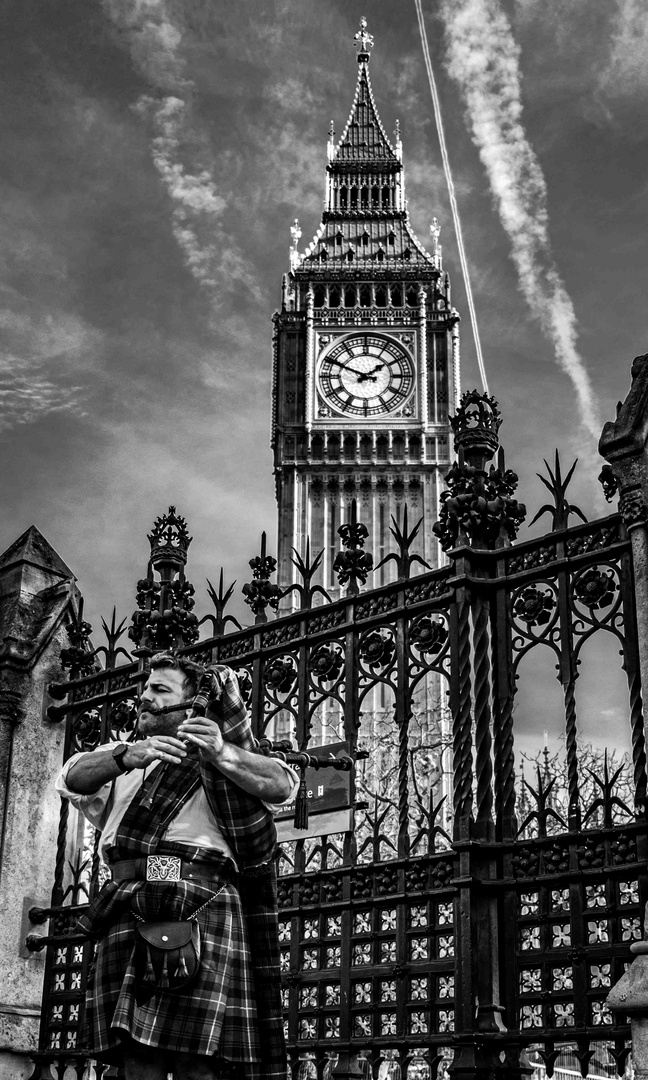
top-left (139, 670), bottom-right (356, 828)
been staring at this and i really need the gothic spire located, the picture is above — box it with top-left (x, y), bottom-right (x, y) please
top-left (330, 17), bottom-right (398, 166)
top-left (292, 17), bottom-right (437, 273)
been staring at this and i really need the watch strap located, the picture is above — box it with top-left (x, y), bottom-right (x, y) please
top-left (112, 743), bottom-right (132, 774)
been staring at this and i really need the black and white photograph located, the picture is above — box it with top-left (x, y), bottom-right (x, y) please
top-left (0, 3), bottom-right (647, 1079)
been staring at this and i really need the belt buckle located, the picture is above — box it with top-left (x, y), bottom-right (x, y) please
top-left (146, 855), bottom-right (182, 882)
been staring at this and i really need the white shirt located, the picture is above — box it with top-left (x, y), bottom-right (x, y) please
top-left (56, 742), bottom-right (299, 865)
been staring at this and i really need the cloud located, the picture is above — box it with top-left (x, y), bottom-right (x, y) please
top-left (102, 0), bottom-right (260, 307)
top-left (0, 289), bottom-right (103, 431)
top-left (0, 366), bottom-right (83, 431)
top-left (598, 0), bottom-right (648, 104)
top-left (438, 0), bottom-right (600, 439)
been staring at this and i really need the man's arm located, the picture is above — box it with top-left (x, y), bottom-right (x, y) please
top-left (66, 736), bottom-right (188, 794)
top-left (178, 716), bottom-right (292, 802)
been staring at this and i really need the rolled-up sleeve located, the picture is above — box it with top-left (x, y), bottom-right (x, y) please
top-left (264, 758), bottom-right (300, 813)
top-left (54, 745), bottom-right (116, 830)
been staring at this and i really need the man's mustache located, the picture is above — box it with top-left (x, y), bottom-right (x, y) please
top-left (137, 701), bottom-right (190, 717)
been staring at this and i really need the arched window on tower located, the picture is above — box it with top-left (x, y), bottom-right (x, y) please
top-left (371, 186), bottom-right (379, 208)
top-left (311, 435), bottom-right (324, 460)
top-left (329, 284), bottom-right (341, 308)
top-left (376, 435), bottom-right (388, 461)
top-left (313, 284), bottom-right (326, 307)
top-left (344, 284), bottom-right (356, 307)
top-left (359, 284), bottom-right (371, 307)
top-left (392, 434), bottom-right (405, 461)
top-left (361, 230), bottom-right (370, 247)
top-left (376, 246), bottom-right (385, 264)
top-left (350, 185), bottom-right (358, 209)
top-left (360, 186), bottom-right (369, 209)
top-left (383, 185), bottom-right (391, 208)
top-left (390, 283), bottom-right (403, 306)
top-left (360, 435), bottom-right (372, 461)
top-left (327, 434), bottom-right (340, 461)
top-left (343, 435), bottom-right (355, 462)
top-left (375, 283), bottom-right (387, 307)
top-left (408, 434), bottom-right (421, 460)
top-left (406, 284), bottom-right (418, 307)
top-left (339, 186), bottom-right (348, 209)
top-left (387, 229), bottom-right (395, 247)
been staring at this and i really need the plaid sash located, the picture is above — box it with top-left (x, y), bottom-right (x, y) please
top-left (82, 666), bottom-right (286, 1080)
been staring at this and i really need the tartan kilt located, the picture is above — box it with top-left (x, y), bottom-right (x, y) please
top-left (85, 880), bottom-right (260, 1065)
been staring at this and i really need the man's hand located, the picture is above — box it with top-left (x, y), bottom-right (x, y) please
top-left (177, 717), bottom-right (225, 764)
top-left (124, 736), bottom-right (188, 770)
top-left (66, 737), bottom-right (188, 794)
top-left (177, 716), bottom-right (294, 803)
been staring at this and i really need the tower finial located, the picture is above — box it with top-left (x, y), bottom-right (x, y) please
top-left (354, 16), bottom-right (374, 61)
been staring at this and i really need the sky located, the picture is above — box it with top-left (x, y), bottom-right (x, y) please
top-left (1, 0), bottom-right (648, 655)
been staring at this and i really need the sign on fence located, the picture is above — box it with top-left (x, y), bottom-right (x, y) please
top-left (275, 741), bottom-right (353, 842)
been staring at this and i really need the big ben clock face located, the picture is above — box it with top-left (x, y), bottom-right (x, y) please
top-left (318, 334), bottom-right (414, 417)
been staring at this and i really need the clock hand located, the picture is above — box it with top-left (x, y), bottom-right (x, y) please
top-left (325, 358), bottom-right (384, 379)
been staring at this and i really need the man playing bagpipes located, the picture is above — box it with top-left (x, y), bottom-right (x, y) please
top-left (56, 651), bottom-right (298, 1080)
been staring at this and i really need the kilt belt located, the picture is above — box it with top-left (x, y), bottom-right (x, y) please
top-left (111, 855), bottom-right (237, 885)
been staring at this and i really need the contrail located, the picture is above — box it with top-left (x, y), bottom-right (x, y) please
top-left (414, 0), bottom-right (489, 395)
top-left (434, 0), bottom-right (600, 439)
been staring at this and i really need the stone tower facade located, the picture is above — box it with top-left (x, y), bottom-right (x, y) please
top-left (272, 18), bottom-right (460, 596)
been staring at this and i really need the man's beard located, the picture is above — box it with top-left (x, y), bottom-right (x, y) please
top-left (137, 706), bottom-right (188, 737)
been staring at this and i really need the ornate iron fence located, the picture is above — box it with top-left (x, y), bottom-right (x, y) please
top-left (28, 396), bottom-right (645, 1080)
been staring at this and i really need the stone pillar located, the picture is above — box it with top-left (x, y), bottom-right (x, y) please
top-left (0, 527), bottom-right (80, 1079)
top-left (601, 356), bottom-right (648, 1074)
top-left (599, 354), bottom-right (648, 744)
top-left (608, 905), bottom-right (648, 1080)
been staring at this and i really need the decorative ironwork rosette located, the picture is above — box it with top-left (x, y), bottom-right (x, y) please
top-left (262, 654), bottom-right (299, 737)
top-left (510, 581), bottom-right (559, 656)
top-left (72, 709), bottom-right (102, 753)
top-left (357, 627), bottom-right (397, 703)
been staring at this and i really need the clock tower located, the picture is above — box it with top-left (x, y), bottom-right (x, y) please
top-left (272, 19), bottom-right (460, 596)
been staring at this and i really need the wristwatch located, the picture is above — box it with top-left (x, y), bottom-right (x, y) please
top-left (112, 743), bottom-right (133, 774)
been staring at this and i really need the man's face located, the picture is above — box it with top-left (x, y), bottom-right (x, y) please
top-left (138, 666), bottom-right (192, 736)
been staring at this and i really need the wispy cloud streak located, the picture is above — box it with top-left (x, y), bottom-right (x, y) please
top-left (0, 298), bottom-right (98, 431)
top-left (439, 0), bottom-right (600, 438)
top-left (599, 0), bottom-right (648, 104)
top-left (102, 0), bottom-right (259, 304)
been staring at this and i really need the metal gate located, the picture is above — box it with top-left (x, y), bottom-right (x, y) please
top-left (29, 393), bottom-right (644, 1080)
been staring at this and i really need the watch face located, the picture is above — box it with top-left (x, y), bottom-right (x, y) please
top-left (318, 334), bottom-right (414, 417)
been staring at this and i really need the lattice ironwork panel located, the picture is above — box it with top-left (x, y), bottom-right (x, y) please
top-left (278, 858), bottom-right (456, 1055)
top-left (515, 870), bottom-right (643, 1036)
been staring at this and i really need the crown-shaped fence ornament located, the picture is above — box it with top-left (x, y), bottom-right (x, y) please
top-left (450, 390), bottom-right (502, 468)
top-left (129, 506), bottom-right (199, 651)
top-left (147, 505), bottom-right (192, 571)
top-left (434, 392), bottom-right (526, 551)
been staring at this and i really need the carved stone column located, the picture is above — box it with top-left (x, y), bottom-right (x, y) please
top-left (601, 356), bottom-right (648, 1073)
top-left (608, 905), bottom-right (648, 1080)
top-left (599, 354), bottom-right (648, 739)
top-left (0, 527), bottom-right (78, 1079)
